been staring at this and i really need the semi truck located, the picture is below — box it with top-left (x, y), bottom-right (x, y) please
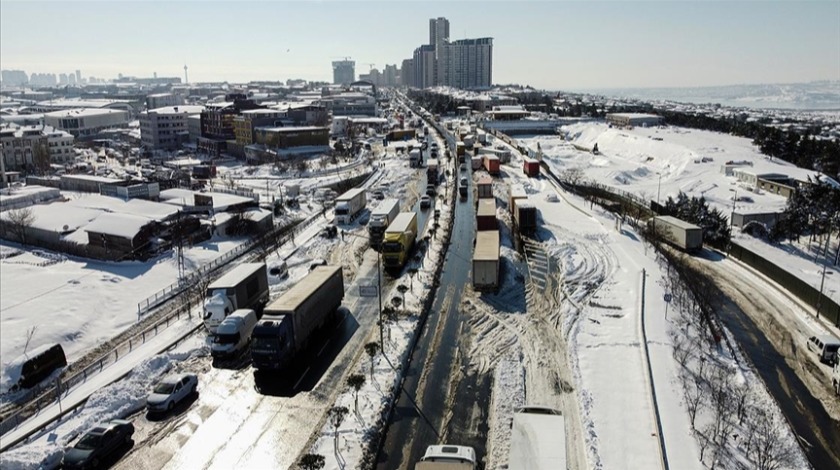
top-left (476, 175), bottom-right (493, 199)
top-left (416, 445), bottom-right (477, 470)
top-left (409, 149), bottom-right (422, 168)
top-left (203, 263), bottom-right (269, 333)
top-left (368, 199), bottom-right (401, 249)
top-left (473, 230), bottom-right (500, 290)
top-left (250, 266), bottom-right (345, 371)
top-left (478, 146), bottom-right (511, 164)
top-left (508, 406), bottom-right (568, 470)
top-left (514, 200), bottom-right (537, 234)
top-left (335, 188), bottom-right (367, 225)
top-left (382, 211), bottom-right (418, 271)
top-left (427, 159), bottom-right (440, 185)
top-left (651, 215), bottom-right (703, 253)
top-left (476, 199), bottom-right (497, 231)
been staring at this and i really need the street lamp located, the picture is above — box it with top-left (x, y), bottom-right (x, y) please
top-left (656, 172), bottom-right (662, 206)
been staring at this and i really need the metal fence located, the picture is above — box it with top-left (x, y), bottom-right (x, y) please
top-left (0, 305), bottom-right (198, 438)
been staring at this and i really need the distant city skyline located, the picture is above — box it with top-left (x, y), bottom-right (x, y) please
top-left (1, 1), bottom-right (838, 90)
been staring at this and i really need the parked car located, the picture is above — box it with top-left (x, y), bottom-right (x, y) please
top-left (807, 335), bottom-right (840, 364)
top-left (459, 164), bottom-right (467, 172)
top-left (420, 195), bottom-right (432, 209)
top-left (146, 374), bottom-right (198, 413)
top-left (372, 190), bottom-right (385, 200)
top-left (63, 419), bottom-right (134, 469)
top-left (426, 184), bottom-right (436, 196)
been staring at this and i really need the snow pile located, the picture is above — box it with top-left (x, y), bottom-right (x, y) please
top-left (486, 355), bottom-right (525, 470)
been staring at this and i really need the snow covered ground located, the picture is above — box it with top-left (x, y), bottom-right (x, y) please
top-left (518, 123), bottom-right (840, 305)
top-left (0, 235), bottom-right (247, 389)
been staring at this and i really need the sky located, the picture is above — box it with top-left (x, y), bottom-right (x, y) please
top-left (1, 0), bottom-right (838, 90)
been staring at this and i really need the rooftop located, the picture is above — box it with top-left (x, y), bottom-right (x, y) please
top-left (145, 105), bottom-right (205, 115)
top-left (44, 108), bottom-right (129, 118)
top-left (84, 212), bottom-right (154, 239)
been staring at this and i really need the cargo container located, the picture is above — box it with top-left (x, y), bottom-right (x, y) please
top-left (477, 175), bottom-right (493, 199)
top-left (483, 155), bottom-right (501, 176)
top-left (471, 156), bottom-right (483, 171)
top-left (368, 199), bottom-right (401, 248)
top-left (651, 216), bottom-right (703, 252)
top-left (203, 263), bottom-right (270, 333)
top-left (508, 407), bottom-right (568, 470)
top-left (456, 142), bottom-right (466, 157)
top-left (334, 188), bottom-right (367, 225)
top-left (473, 230), bottom-right (500, 290)
top-left (464, 135), bottom-right (475, 149)
top-left (509, 184), bottom-right (528, 214)
top-left (515, 200), bottom-right (537, 234)
top-left (478, 147), bottom-right (510, 164)
top-left (251, 266), bottom-right (345, 371)
top-left (382, 212), bottom-right (418, 270)
top-left (523, 158), bottom-right (540, 177)
top-left (427, 159), bottom-right (440, 185)
top-left (476, 198), bottom-right (497, 231)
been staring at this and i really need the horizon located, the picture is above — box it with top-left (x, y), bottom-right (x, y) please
top-left (1, 1), bottom-right (838, 89)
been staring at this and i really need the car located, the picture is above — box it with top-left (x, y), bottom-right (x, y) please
top-left (807, 335), bottom-right (840, 364)
top-left (459, 164), bottom-right (467, 172)
top-left (63, 419), bottom-right (134, 469)
top-left (420, 195), bottom-right (432, 209)
top-left (146, 373), bottom-right (198, 413)
top-left (459, 176), bottom-right (469, 187)
top-left (358, 212), bottom-right (370, 226)
top-left (545, 193), bottom-right (559, 203)
top-left (372, 190), bottom-right (385, 200)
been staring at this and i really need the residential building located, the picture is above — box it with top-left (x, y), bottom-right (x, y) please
top-left (43, 108), bottom-right (130, 137)
top-left (146, 93), bottom-right (184, 110)
top-left (233, 109), bottom-right (285, 146)
top-left (332, 60), bottom-right (356, 85)
top-left (429, 17), bottom-right (450, 48)
top-left (1, 70), bottom-right (29, 87)
top-left (0, 124), bottom-right (74, 171)
top-left (438, 37), bottom-right (493, 89)
top-left (401, 59), bottom-right (415, 87)
top-left (139, 105), bottom-right (204, 150)
top-left (198, 93), bottom-right (262, 158)
top-left (383, 64), bottom-right (399, 87)
top-left (413, 45), bottom-right (437, 89)
top-left (187, 115), bottom-right (202, 144)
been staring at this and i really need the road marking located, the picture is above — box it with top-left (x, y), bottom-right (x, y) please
top-left (293, 366), bottom-right (310, 390)
top-left (318, 340), bottom-right (330, 357)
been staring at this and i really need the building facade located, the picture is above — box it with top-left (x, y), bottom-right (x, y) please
top-left (1, 124), bottom-right (74, 171)
top-left (332, 60), bottom-right (356, 85)
top-left (438, 38), bottom-right (493, 89)
top-left (146, 93), bottom-right (184, 111)
top-left (401, 59), bottom-right (415, 87)
top-left (43, 108), bottom-right (130, 137)
top-left (139, 105), bottom-right (204, 150)
top-left (413, 45), bottom-right (437, 89)
top-left (253, 126), bottom-right (329, 149)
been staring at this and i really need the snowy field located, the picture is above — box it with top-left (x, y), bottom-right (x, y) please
top-left (518, 123), bottom-right (840, 305)
top-left (0, 236), bottom-right (246, 388)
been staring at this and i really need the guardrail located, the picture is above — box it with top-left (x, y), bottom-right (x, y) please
top-left (0, 304), bottom-right (197, 439)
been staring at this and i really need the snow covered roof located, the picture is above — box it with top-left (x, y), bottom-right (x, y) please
top-left (84, 212), bottom-right (154, 239)
top-left (0, 202), bottom-right (102, 233)
top-left (607, 113), bottom-right (662, 119)
top-left (65, 195), bottom-right (179, 222)
top-left (35, 99), bottom-right (130, 109)
top-left (256, 126), bottom-right (327, 133)
top-left (146, 105), bottom-right (205, 115)
top-left (44, 108), bottom-right (128, 119)
top-left (159, 189), bottom-right (254, 211)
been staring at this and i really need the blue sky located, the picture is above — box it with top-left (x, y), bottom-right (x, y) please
top-left (1, 1), bottom-right (838, 89)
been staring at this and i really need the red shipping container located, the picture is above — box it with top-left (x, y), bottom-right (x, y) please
top-left (523, 158), bottom-right (540, 177)
top-left (484, 155), bottom-right (501, 175)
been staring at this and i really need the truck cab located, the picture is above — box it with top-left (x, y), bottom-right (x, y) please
top-left (251, 315), bottom-right (294, 370)
top-left (416, 445), bottom-right (476, 470)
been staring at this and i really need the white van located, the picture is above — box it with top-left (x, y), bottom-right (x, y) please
top-left (211, 309), bottom-right (258, 358)
top-left (806, 334), bottom-right (840, 364)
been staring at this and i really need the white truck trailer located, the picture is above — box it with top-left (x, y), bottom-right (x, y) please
top-left (251, 266), bottom-right (345, 371)
top-left (652, 215), bottom-right (703, 253)
top-left (473, 230), bottom-right (500, 290)
top-left (203, 263), bottom-right (269, 333)
top-left (508, 406), bottom-right (567, 470)
top-left (335, 188), bottom-right (367, 225)
top-left (368, 199), bottom-right (401, 249)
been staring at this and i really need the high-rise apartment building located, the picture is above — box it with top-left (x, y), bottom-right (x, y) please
top-left (332, 60), bottom-right (356, 85)
top-left (401, 59), bottom-right (415, 87)
top-left (412, 45), bottom-right (437, 89)
top-left (438, 37), bottom-right (493, 89)
top-left (429, 17), bottom-right (449, 47)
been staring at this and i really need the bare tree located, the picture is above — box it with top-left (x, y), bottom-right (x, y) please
top-left (683, 375), bottom-right (705, 428)
top-left (6, 207), bottom-right (35, 245)
top-left (749, 409), bottom-right (798, 470)
top-left (364, 342), bottom-right (379, 379)
top-left (561, 167), bottom-right (585, 187)
top-left (346, 374), bottom-right (366, 415)
top-left (298, 453), bottom-right (325, 470)
top-left (23, 326), bottom-right (37, 355)
top-left (327, 406), bottom-right (349, 453)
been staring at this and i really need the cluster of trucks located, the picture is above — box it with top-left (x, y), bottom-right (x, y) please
top-left (472, 182), bottom-right (501, 291)
top-left (201, 261), bottom-right (347, 369)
